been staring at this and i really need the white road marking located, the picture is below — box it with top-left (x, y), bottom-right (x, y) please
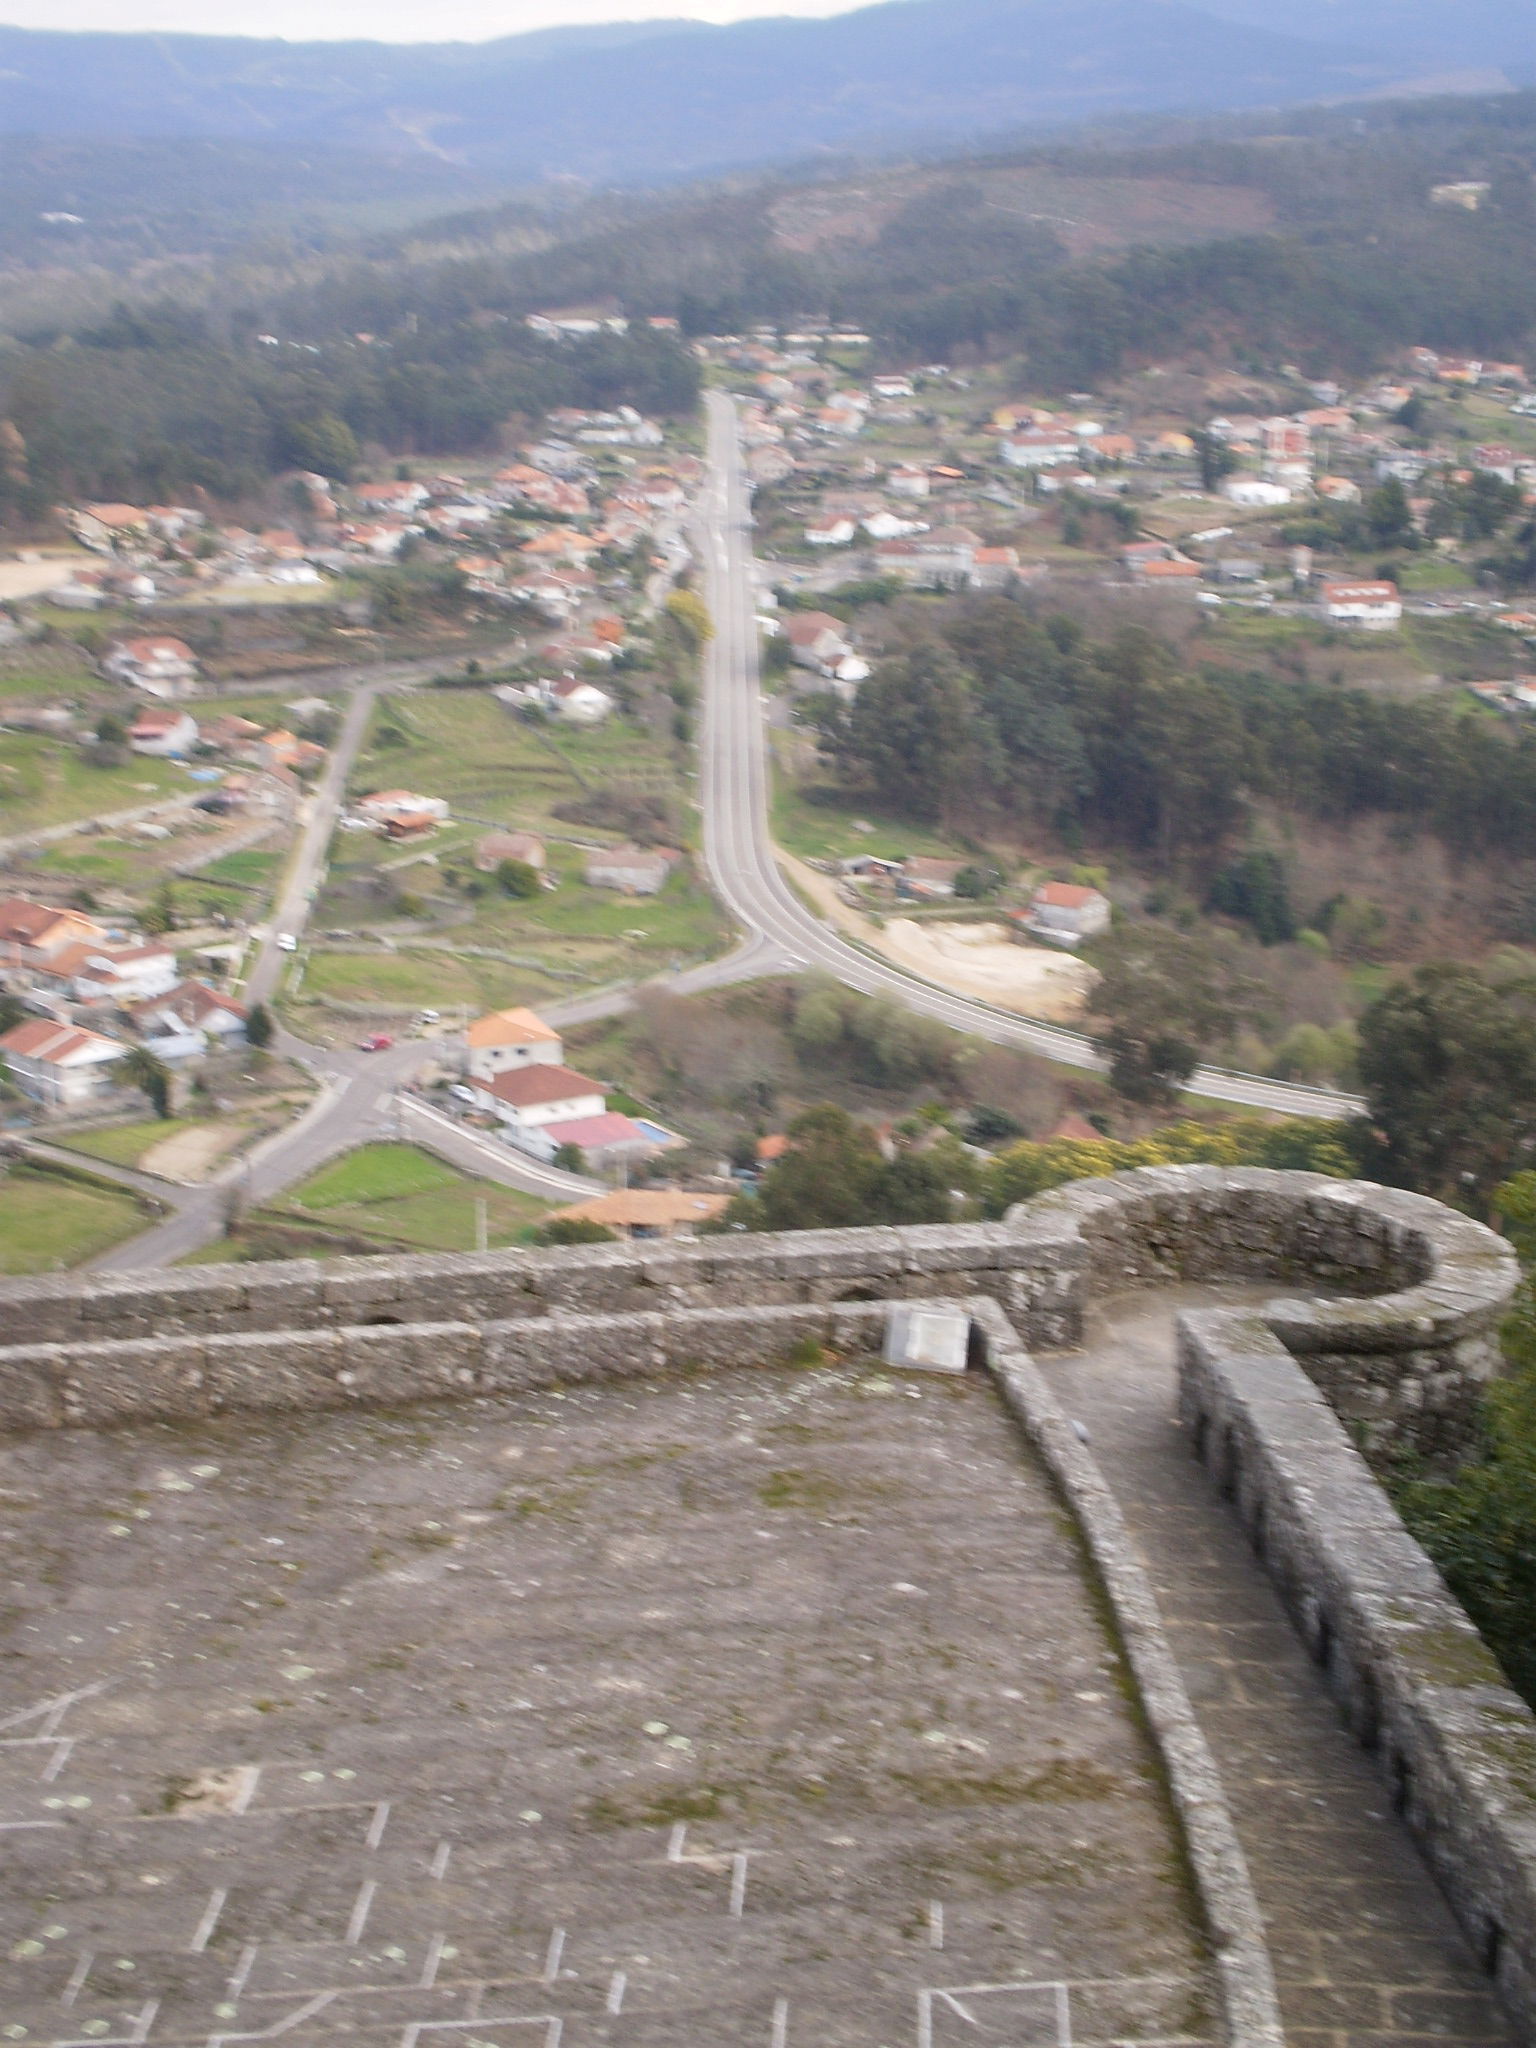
top-left (771, 1995), bottom-right (789, 2047)
top-left (606, 1969), bottom-right (627, 2014)
top-left (209, 1989), bottom-right (339, 2042)
top-left (429, 1838), bottom-right (451, 1879)
top-left (227, 1943), bottom-right (259, 1997)
top-left (728, 1851), bottom-right (750, 1917)
top-left (365, 1798), bottom-right (391, 1849)
top-left (345, 1878), bottom-right (376, 1944)
top-left (61, 1950), bottom-right (92, 2007)
top-left (190, 1886), bottom-right (227, 1953)
top-left (928, 1900), bottom-right (945, 1950)
top-left (541, 1925), bottom-right (566, 1983)
top-left (419, 1931), bottom-right (447, 1989)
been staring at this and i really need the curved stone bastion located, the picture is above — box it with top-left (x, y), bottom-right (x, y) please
top-left (0, 1167), bottom-right (1530, 2048)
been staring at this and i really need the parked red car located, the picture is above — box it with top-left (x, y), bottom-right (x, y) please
top-left (358, 1033), bottom-right (395, 1052)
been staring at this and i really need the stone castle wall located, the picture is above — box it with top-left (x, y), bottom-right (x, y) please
top-left (0, 1167), bottom-right (1516, 1460)
top-left (0, 1166), bottom-right (1531, 2043)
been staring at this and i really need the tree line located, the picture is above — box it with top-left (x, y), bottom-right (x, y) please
top-left (807, 596), bottom-right (1536, 866)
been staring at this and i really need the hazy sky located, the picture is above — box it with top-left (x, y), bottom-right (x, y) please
top-left (3, 0), bottom-right (872, 41)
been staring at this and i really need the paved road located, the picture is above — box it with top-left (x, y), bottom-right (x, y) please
top-left (697, 390), bottom-right (1361, 1121)
top-left (93, 400), bottom-right (1357, 1272)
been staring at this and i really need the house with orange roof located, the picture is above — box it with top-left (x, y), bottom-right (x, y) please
top-left (0, 896), bottom-right (106, 972)
top-left (0, 1017), bottom-right (126, 1108)
top-left (103, 635), bottom-right (198, 699)
top-left (547, 1188), bottom-right (729, 1240)
top-left (464, 1006), bottom-right (563, 1083)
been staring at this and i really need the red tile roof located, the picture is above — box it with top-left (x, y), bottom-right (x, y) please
top-left (0, 1018), bottom-right (123, 1064)
top-left (484, 1063), bottom-right (603, 1109)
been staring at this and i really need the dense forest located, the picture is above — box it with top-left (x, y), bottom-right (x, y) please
top-left (0, 317), bottom-right (698, 509)
top-left (804, 594), bottom-right (1536, 873)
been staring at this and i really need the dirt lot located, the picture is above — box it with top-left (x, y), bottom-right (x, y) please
top-left (785, 857), bottom-right (1096, 1022)
top-left (879, 918), bottom-right (1096, 1022)
top-left (0, 1362), bottom-right (1216, 2045)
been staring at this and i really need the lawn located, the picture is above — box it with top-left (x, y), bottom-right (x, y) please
top-left (349, 692), bottom-right (681, 836)
top-left (0, 1164), bottom-right (147, 1272)
top-left (294, 1143), bottom-right (460, 1208)
top-left (770, 742), bottom-right (974, 865)
top-left (199, 846), bottom-right (283, 889)
top-left (0, 667), bottom-right (101, 703)
top-left (308, 691), bottom-right (732, 1008)
top-left (301, 947), bottom-right (572, 1013)
top-left (271, 1142), bottom-right (552, 1250)
top-left (0, 733), bottom-right (183, 838)
top-left (59, 1118), bottom-right (199, 1169)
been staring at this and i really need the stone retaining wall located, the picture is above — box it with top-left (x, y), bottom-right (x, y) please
top-left (1178, 1305), bottom-right (1536, 2041)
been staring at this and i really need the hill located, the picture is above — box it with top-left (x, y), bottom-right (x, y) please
top-left (0, 0), bottom-right (1524, 190)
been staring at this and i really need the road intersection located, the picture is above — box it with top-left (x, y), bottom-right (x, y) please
top-left (90, 397), bottom-right (1357, 1269)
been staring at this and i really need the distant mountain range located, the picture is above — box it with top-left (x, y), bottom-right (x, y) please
top-left (0, 0), bottom-right (1531, 186)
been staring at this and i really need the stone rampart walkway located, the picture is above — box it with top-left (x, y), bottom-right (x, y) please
top-left (1045, 1287), bottom-right (1513, 2048)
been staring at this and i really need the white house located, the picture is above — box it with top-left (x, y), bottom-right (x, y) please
top-left (133, 980), bottom-right (248, 1046)
top-left (475, 1061), bottom-right (605, 1130)
top-left (1021, 882), bottom-right (1112, 947)
top-left (464, 1006), bottom-right (564, 1084)
top-left (585, 846), bottom-right (679, 895)
top-left (354, 790), bottom-right (451, 826)
top-left (129, 706), bottom-right (199, 756)
top-left (0, 1018), bottom-right (126, 1108)
top-left (548, 676), bottom-right (614, 724)
top-left (1320, 579), bottom-right (1402, 630)
top-left (784, 612), bottom-right (852, 675)
top-left (1220, 478), bottom-right (1293, 508)
top-left (1001, 429), bottom-right (1081, 469)
top-left (887, 465), bottom-right (931, 499)
top-left (862, 510), bottom-right (927, 541)
top-left (805, 515), bottom-right (856, 547)
top-left (103, 636), bottom-right (199, 699)
top-left (67, 942), bottom-right (180, 1006)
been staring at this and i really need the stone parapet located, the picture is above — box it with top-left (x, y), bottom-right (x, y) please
top-left (1178, 1305), bottom-right (1536, 2041)
top-left (972, 1298), bottom-right (1283, 2048)
top-left (1004, 1167), bottom-right (1518, 1462)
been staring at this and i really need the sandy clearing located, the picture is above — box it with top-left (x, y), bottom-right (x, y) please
top-left (778, 853), bottom-right (1095, 1022)
top-left (139, 1121), bottom-right (252, 1185)
top-left (879, 918), bottom-right (1095, 1021)
top-left (0, 552), bottom-right (93, 600)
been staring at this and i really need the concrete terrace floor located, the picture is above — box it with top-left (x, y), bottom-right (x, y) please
top-left (1046, 1288), bottom-right (1514, 2048)
top-left (0, 1361), bottom-right (1217, 2048)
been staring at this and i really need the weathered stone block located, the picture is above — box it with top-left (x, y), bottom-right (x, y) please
top-left (58, 1337), bottom-right (209, 1428)
top-left (204, 1328), bottom-right (349, 1413)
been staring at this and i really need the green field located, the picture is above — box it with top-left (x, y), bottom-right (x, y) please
top-left (0, 1164), bottom-right (147, 1272)
top-left (349, 692), bottom-right (680, 834)
top-left (0, 734), bottom-right (183, 838)
top-left (267, 1142), bottom-right (552, 1251)
top-left (770, 742), bottom-right (974, 865)
top-left (59, 1118), bottom-right (198, 1169)
top-left (301, 947), bottom-right (571, 1012)
top-left (198, 846), bottom-right (283, 889)
top-left (304, 691), bottom-right (730, 1009)
top-left (0, 667), bottom-right (101, 703)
